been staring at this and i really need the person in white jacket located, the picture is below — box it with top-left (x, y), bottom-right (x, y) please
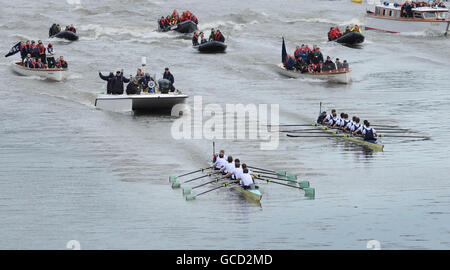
top-left (46, 43), bottom-right (56, 68)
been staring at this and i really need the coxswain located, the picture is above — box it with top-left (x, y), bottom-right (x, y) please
top-left (362, 122), bottom-right (377, 142)
top-left (317, 110), bottom-right (327, 124)
top-left (192, 32), bottom-right (199, 46)
top-left (213, 150), bottom-right (227, 169)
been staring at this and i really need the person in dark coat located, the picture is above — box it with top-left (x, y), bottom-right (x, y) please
top-left (110, 70), bottom-right (130, 95)
top-left (126, 79), bottom-right (140, 95)
top-left (163, 68), bottom-right (175, 92)
top-left (215, 30), bottom-right (225, 42)
top-left (99, 71), bottom-right (114, 94)
top-left (322, 56), bottom-right (336, 72)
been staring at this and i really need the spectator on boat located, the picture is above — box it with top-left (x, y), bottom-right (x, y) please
top-left (343, 26), bottom-right (351, 34)
top-left (163, 67), bottom-right (175, 92)
top-left (37, 40), bottom-right (46, 64)
top-left (335, 58), bottom-right (343, 70)
top-left (56, 56), bottom-right (68, 69)
top-left (19, 41), bottom-right (27, 62)
top-left (139, 73), bottom-right (155, 93)
top-left (284, 55), bottom-right (297, 70)
top-left (351, 25), bottom-right (362, 33)
top-left (46, 43), bottom-right (56, 68)
top-left (200, 32), bottom-right (207, 44)
top-left (215, 30), bottom-right (225, 42)
top-left (134, 68), bottom-right (143, 81)
top-left (322, 56), bottom-right (336, 72)
top-left (310, 45), bottom-right (324, 65)
top-left (192, 32), bottom-right (199, 46)
top-left (209, 28), bottom-right (216, 41)
top-left (29, 58), bottom-right (37, 68)
top-left (23, 53), bottom-right (32, 67)
top-left (343, 60), bottom-right (349, 69)
top-left (159, 16), bottom-right (166, 29)
top-left (98, 71), bottom-right (114, 94)
top-left (109, 70), bottom-right (130, 95)
top-left (126, 79), bottom-right (140, 95)
top-left (36, 58), bottom-right (45, 69)
top-left (30, 41), bottom-right (38, 58)
top-left (308, 63), bottom-right (320, 73)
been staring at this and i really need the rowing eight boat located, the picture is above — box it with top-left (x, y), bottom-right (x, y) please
top-left (311, 123), bottom-right (384, 151)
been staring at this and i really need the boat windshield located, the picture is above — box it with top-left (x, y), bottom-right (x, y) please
top-left (437, 12), bottom-right (448, 19)
top-left (423, 12), bottom-right (436, 19)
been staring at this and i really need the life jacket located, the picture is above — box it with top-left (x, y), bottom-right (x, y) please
top-left (364, 128), bottom-right (376, 141)
top-left (38, 45), bottom-right (45, 54)
top-left (57, 60), bottom-right (67, 68)
top-left (165, 17), bottom-right (171, 25)
top-left (193, 16), bottom-right (198, 24)
top-left (160, 18), bottom-right (165, 26)
top-left (193, 33), bottom-right (198, 39)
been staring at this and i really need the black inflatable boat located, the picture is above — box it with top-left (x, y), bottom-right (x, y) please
top-left (330, 31), bottom-right (364, 46)
top-left (160, 20), bottom-right (198, 33)
top-left (51, 31), bottom-right (79, 41)
top-left (193, 41), bottom-right (227, 53)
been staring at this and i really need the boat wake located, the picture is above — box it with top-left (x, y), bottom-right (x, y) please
top-left (284, 17), bottom-right (363, 26)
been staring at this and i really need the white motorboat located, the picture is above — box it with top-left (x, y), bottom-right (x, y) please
top-left (365, 2), bottom-right (450, 35)
top-left (276, 63), bottom-right (351, 84)
top-left (95, 91), bottom-right (188, 113)
top-left (10, 62), bottom-right (67, 81)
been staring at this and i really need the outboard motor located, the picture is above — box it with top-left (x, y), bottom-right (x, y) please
top-left (158, 78), bottom-right (172, 93)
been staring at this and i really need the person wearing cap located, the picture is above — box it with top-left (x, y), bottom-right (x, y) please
top-left (23, 53), bottom-right (33, 68)
top-left (163, 68), bottom-right (175, 92)
top-left (317, 110), bottom-right (327, 124)
top-left (110, 69), bottom-right (130, 95)
top-left (46, 43), bottom-right (56, 68)
top-left (322, 56), bottom-right (336, 72)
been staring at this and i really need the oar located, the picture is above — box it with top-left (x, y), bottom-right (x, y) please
top-left (247, 166), bottom-right (275, 174)
top-left (182, 176), bottom-right (229, 195)
top-left (171, 173), bottom-right (217, 189)
top-left (185, 181), bottom-right (240, 201)
top-left (252, 171), bottom-right (297, 181)
top-left (378, 135), bottom-right (431, 139)
top-left (280, 130), bottom-right (332, 133)
top-left (266, 124), bottom-right (314, 127)
top-left (255, 177), bottom-right (314, 197)
top-left (287, 134), bottom-right (341, 138)
top-left (169, 166), bottom-right (212, 183)
top-left (254, 173), bottom-right (303, 184)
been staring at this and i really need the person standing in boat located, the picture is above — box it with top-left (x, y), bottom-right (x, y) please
top-left (209, 28), bottom-right (216, 41)
top-left (163, 67), bottom-right (175, 92)
top-left (98, 71), bottom-right (114, 94)
top-left (110, 70), bottom-right (130, 95)
top-left (37, 40), bottom-right (46, 64)
top-left (192, 32), bottom-right (199, 46)
top-left (46, 43), bottom-right (56, 68)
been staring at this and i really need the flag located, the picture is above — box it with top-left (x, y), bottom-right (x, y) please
top-left (281, 37), bottom-right (287, 64)
top-left (5, 42), bottom-right (21, 57)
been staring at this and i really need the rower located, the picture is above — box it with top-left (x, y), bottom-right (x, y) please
top-left (344, 116), bottom-right (358, 133)
top-left (353, 120), bottom-right (368, 136)
top-left (220, 155), bottom-right (234, 175)
top-left (224, 159), bottom-right (242, 179)
top-left (362, 122), bottom-right (378, 142)
top-left (323, 109), bottom-right (336, 126)
top-left (240, 168), bottom-right (256, 190)
top-left (339, 113), bottom-right (350, 130)
top-left (213, 150), bottom-right (226, 170)
top-left (317, 110), bottom-right (327, 124)
top-left (241, 163), bottom-right (255, 180)
top-left (333, 112), bottom-right (345, 128)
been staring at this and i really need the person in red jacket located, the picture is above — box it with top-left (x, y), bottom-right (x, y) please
top-left (37, 40), bottom-right (46, 64)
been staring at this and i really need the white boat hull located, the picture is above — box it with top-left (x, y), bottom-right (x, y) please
top-left (10, 62), bottom-right (66, 81)
top-left (276, 63), bottom-right (351, 84)
top-left (365, 15), bottom-right (450, 34)
top-left (95, 92), bottom-right (188, 112)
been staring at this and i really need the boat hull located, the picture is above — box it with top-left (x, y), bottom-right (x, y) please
top-left (194, 41), bottom-right (227, 53)
top-left (230, 185), bottom-right (262, 202)
top-left (95, 92), bottom-right (188, 112)
top-left (10, 62), bottom-right (66, 81)
top-left (51, 30), bottom-right (79, 41)
top-left (313, 123), bottom-right (384, 151)
top-left (365, 15), bottom-right (450, 34)
top-left (331, 31), bottom-right (365, 46)
top-left (173, 20), bottom-right (198, 33)
top-left (276, 63), bottom-right (351, 84)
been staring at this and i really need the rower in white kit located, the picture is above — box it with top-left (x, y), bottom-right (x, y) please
top-left (220, 156), bottom-right (234, 175)
top-left (213, 150), bottom-right (227, 170)
top-left (240, 168), bottom-right (256, 190)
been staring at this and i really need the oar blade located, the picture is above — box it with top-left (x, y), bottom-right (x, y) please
top-left (304, 187), bottom-right (315, 198)
top-left (171, 181), bottom-right (181, 189)
top-left (298, 181), bottom-right (310, 188)
top-left (287, 174), bottom-right (297, 181)
top-left (169, 176), bottom-right (178, 183)
top-left (182, 187), bottom-right (192, 195)
top-left (185, 194), bottom-right (196, 201)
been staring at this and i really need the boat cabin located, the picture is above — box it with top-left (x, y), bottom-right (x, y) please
top-left (368, 2), bottom-right (449, 21)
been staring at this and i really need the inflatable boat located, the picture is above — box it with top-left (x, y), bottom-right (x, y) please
top-left (193, 41), bottom-right (227, 53)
